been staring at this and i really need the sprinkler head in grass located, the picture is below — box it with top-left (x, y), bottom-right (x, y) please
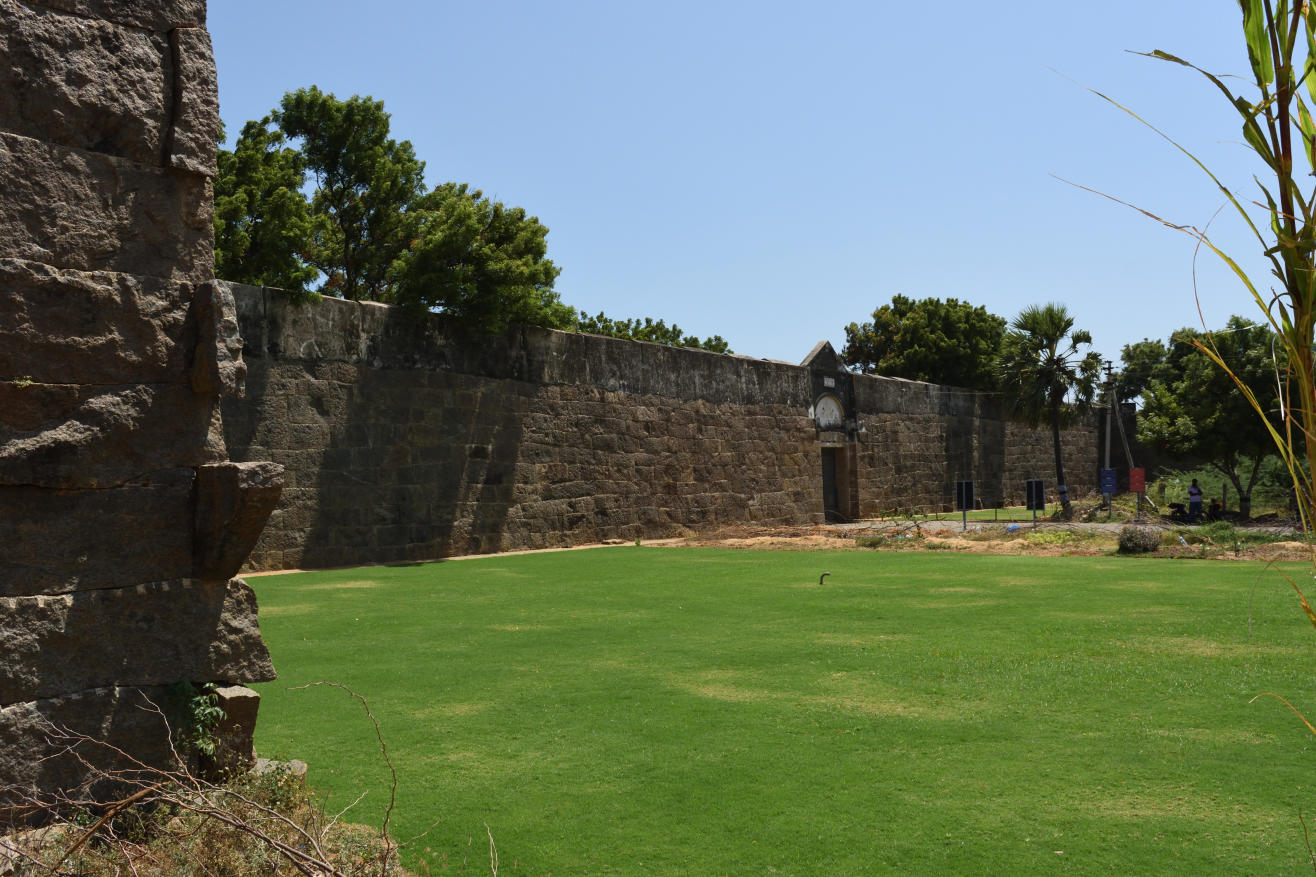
top-left (819, 572), bottom-right (831, 586)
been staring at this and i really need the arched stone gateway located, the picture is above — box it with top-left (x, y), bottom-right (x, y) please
top-left (804, 342), bottom-right (860, 522)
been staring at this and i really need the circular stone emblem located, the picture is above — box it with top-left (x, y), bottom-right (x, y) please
top-left (814, 395), bottom-right (843, 429)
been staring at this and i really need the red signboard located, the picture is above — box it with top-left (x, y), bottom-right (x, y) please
top-left (1129, 467), bottom-right (1146, 493)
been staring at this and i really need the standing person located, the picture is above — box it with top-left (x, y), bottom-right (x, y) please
top-left (1187, 479), bottom-right (1203, 523)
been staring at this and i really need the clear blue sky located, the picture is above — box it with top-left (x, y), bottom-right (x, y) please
top-left (209, 2), bottom-right (1274, 366)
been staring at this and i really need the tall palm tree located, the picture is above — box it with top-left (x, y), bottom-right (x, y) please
top-left (998, 303), bottom-right (1103, 519)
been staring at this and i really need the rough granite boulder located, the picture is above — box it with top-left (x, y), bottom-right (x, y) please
top-left (0, 258), bottom-right (196, 386)
top-left (0, 384), bottom-right (222, 488)
top-left (166, 27), bottom-right (220, 176)
top-left (0, 133), bottom-right (213, 282)
top-left (204, 685), bottom-right (262, 778)
top-left (191, 280), bottom-right (247, 396)
top-left (0, 578), bottom-right (275, 704)
top-left (23, 0), bottom-right (206, 32)
top-left (195, 462), bottom-right (286, 581)
top-left (0, 470), bottom-right (197, 596)
top-left (0, 686), bottom-right (194, 802)
top-left (0, 0), bottom-right (168, 164)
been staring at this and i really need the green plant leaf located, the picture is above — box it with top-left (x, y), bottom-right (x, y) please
top-left (1241, 0), bottom-right (1275, 85)
top-left (1305, 13), bottom-right (1316, 105)
top-left (1298, 96), bottom-right (1316, 169)
top-left (1240, 99), bottom-right (1278, 168)
top-left (1140, 51), bottom-right (1278, 165)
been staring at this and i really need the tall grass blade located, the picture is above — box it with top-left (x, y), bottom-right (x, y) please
top-left (1241, 0), bottom-right (1276, 85)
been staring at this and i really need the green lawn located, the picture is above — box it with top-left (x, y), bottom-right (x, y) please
top-left (250, 549), bottom-right (1316, 875)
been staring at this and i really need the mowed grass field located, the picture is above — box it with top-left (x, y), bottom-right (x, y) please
top-left (250, 549), bottom-right (1316, 875)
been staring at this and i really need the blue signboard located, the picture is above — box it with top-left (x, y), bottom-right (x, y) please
top-left (1100, 468), bottom-right (1117, 495)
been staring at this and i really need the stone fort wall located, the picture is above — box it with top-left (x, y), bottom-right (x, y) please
top-left (223, 285), bottom-right (1100, 570)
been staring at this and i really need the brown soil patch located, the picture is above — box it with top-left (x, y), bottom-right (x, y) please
top-left (674, 521), bottom-right (1313, 561)
top-left (299, 579), bottom-right (383, 590)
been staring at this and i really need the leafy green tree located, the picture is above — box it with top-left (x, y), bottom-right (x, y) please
top-left (997, 303), bottom-right (1103, 518)
top-left (841, 295), bottom-right (1006, 389)
top-left (214, 87), bottom-right (731, 342)
top-left (575, 312), bottom-right (731, 353)
top-left (1115, 338), bottom-right (1170, 403)
top-left (1098, 3), bottom-right (1316, 542)
top-left (390, 183), bottom-right (571, 332)
top-left (274, 86), bottom-right (427, 301)
top-left (1136, 317), bottom-right (1282, 511)
top-left (213, 119), bottom-right (318, 294)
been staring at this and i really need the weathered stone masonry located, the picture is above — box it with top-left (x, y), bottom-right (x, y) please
top-left (224, 286), bottom-right (1099, 571)
top-left (0, 0), bottom-right (282, 800)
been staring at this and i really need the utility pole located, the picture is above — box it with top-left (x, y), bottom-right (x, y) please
top-left (1104, 361), bottom-right (1113, 472)
top-left (1103, 360), bottom-right (1114, 511)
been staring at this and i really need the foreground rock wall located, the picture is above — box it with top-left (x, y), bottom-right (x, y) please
top-left (224, 287), bottom-right (1100, 571)
top-left (0, 0), bottom-right (281, 801)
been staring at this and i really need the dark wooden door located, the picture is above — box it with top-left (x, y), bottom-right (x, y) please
top-left (822, 448), bottom-right (838, 520)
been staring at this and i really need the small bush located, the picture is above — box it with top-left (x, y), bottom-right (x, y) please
top-left (855, 530), bottom-right (922, 550)
top-left (1118, 525), bottom-right (1160, 554)
top-left (2, 687), bottom-right (413, 877)
top-left (964, 525), bottom-right (1027, 542)
top-left (1026, 530), bottom-right (1084, 547)
top-left (2, 762), bottom-right (410, 877)
top-left (1195, 520), bottom-right (1294, 547)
